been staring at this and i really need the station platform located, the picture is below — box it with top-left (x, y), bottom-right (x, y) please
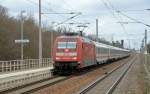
top-left (0, 67), bottom-right (53, 91)
top-left (0, 66), bottom-right (53, 79)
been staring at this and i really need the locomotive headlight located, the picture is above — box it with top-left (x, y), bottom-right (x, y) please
top-left (69, 53), bottom-right (77, 56)
top-left (56, 57), bottom-right (60, 60)
top-left (56, 53), bottom-right (64, 56)
top-left (72, 57), bottom-right (77, 60)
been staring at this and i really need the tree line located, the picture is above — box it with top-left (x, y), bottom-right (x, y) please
top-left (0, 5), bottom-right (62, 60)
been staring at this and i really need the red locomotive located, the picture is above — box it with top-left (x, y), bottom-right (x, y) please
top-left (52, 33), bottom-right (130, 74)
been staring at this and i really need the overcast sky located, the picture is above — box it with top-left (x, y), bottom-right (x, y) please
top-left (0, 0), bottom-right (150, 49)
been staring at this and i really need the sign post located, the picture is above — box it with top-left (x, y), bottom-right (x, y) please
top-left (15, 39), bottom-right (29, 60)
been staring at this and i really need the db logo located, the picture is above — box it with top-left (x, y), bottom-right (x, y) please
top-left (64, 49), bottom-right (69, 52)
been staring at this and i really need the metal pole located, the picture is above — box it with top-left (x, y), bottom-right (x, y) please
top-left (39, 0), bottom-right (42, 64)
top-left (145, 29), bottom-right (147, 65)
top-left (51, 31), bottom-right (53, 59)
top-left (128, 39), bottom-right (131, 49)
top-left (145, 29), bottom-right (147, 54)
top-left (133, 40), bottom-right (136, 50)
top-left (21, 11), bottom-right (25, 60)
top-left (96, 19), bottom-right (98, 40)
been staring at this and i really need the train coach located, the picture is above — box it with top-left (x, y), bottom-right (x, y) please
top-left (52, 34), bottom-right (130, 74)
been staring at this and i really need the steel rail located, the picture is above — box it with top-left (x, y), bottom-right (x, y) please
top-left (76, 55), bottom-right (136, 94)
top-left (105, 55), bottom-right (136, 94)
top-left (0, 76), bottom-right (68, 94)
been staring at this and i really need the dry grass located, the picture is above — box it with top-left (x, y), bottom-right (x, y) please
top-left (143, 54), bottom-right (150, 94)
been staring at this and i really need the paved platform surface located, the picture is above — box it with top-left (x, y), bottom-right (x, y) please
top-left (0, 66), bottom-right (53, 81)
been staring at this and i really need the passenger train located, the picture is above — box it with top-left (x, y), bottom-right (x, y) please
top-left (52, 34), bottom-right (130, 74)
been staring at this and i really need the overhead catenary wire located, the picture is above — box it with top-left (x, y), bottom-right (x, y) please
top-left (41, 0), bottom-right (83, 26)
top-left (107, 0), bottom-right (128, 33)
top-left (104, 0), bottom-right (150, 50)
top-left (26, 0), bottom-right (81, 27)
top-left (26, 0), bottom-right (90, 32)
top-left (26, 0), bottom-right (53, 12)
top-left (60, 0), bottom-right (91, 29)
top-left (61, 0), bottom-right (92, 29)
top-left (56, 13), bottom-right (82, 26)
top-left (100, 0), bottom-right (128, 35)
top-left (47, 0), bottom-right (80, 22)
top-left (117, 11), bottom-right (150, 27)
top-left (42, 13), bottom-right (81, 27)
top-left (26, 0), bottom-right (73, 15)
top-left (99, 0), bottom-right (147, 49)
top-left (104, 0), bottom-right (150, 27)
top-left (120, 9), bottom-right (148, 14)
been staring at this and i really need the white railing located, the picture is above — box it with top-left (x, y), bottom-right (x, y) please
top-left (0, 58), bottom-right (52, 74)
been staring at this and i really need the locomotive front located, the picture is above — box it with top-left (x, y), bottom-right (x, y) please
top-left (52, 36), bottom-right (81, 74)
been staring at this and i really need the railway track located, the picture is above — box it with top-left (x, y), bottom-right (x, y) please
top-left (31, 56), bottom-right (133, 94)
top-left (1, 67), bottom-right (99, 94)
top-left (76, 55), bottom-right (137, 94)
top-left (105, 57), bottom-right (135, 94)
top-left (0, 56), bottom-right (134, 94)
top-left (0, 76), bottom-right (69, 94)
top-left (1, 67), bottom-right (93, 94)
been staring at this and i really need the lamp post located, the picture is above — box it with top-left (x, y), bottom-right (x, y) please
top-left (21, 10), bottom-right (25, 60)
top-left (96, 19), bottom-right (99, 41)
top-left (38, 0), bottom-right (81, 64)
top-left (39, 0), bottom-right (42, 64)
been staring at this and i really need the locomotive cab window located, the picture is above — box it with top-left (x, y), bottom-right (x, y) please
top-left (57, 42), bottom-right (67, 49)
top-left (67, 42), bottom-right (76, 49)
top-left (57, 42), bottom-right (76, 49)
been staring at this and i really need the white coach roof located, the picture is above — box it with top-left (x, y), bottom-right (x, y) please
top-left (93, 41), bottom-right (130, 52)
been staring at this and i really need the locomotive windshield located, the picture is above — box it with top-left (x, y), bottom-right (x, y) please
top-left (57, 42), bottom-right (76, 49)
top-left (67, 42), bottom-right (76, 49)
top-left (57, 42), bottom-right (66, 49)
